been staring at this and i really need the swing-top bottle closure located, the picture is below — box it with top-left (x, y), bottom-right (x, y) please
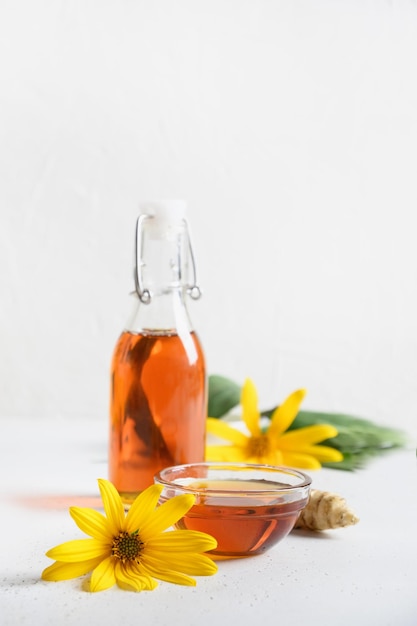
top-left (133, 200), bottom-right (202, 304)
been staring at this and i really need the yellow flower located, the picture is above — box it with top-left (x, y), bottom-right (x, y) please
top-left (41, 479), bottom-right (218, 592)
top-left (206, 379), bottom-right (343, 469)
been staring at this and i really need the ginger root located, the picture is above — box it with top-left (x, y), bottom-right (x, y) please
top-left (294, 489), bottom-right (359, 531)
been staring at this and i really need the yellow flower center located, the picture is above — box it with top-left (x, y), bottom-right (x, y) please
top-left (247, 434), bottom-right (271, 458)
top-left (111, 531), bottom-right (143, 563)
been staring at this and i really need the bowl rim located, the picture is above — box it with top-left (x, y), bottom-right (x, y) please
top-left (154, 461), bottom-right (312, 496)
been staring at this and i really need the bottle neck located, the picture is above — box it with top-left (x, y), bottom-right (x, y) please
top-left (126, 288), bottom-right (194, 335)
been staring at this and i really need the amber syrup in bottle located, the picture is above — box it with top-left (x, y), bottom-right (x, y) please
top-left (109, 201), bottom-right (206, 502)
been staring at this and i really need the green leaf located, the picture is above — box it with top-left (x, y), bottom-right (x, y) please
top-left (323, 452), bottom-right (363, 471)
top-left (208, 375), bottom-right (241, 418)
top-left (323, 447), bottom-right (401, 471)
top-left (293, 410), bottom-right (407, 449)
top-left (262, 407), bottom-right (408, 456)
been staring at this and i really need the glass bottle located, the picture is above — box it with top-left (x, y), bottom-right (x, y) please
top-left (109, 200), bottom-right (206, 502)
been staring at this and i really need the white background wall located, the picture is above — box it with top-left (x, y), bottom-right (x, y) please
top-left (1, 0), bottom-right (416, 439)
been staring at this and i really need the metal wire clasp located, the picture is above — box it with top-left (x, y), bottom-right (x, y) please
top-left (133, 214), bottom-right (202, 304)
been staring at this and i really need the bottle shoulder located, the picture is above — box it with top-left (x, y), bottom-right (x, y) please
top-left (124, 289), bottom-right (196, 335)
top-left (112, 329), bottom-right (205, 369)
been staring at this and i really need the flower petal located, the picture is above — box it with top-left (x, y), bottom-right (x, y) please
top-left (139, 556), bottom-right (197, 586)
top-left (41, 557), bottom-right (103, 581)
top-left (46, 538), bottom-right (109, 563)
top-left (145, 551), bottom-right (218, 576)
top-left (125, 484), bottom-right (163, 534)
top-left (97, 478), bottom-right (126, 535)
top-left (147, 530), bottom-right (217, 553)
top-left (278, 424), bottom-right (338, 447)
top-left (139, 494), bottom-right (195, 541)
top-left (294, 445), bottom-right (343, 463)
top-left (241, 379), bottom-right (261, 436)
top-left (268, 389), bottom-right (306, 438)
top-left (205, 445), bottom-right (249, 462)
top-left (281, 451), bottom-right (322, 469)
top-left (206, 418), bottom-right (249, 446)
top-left (69, 506), bottom-right (112, 542)
top-left (114, 561), bottom-right (157, 591)
top-left (90, 556), bottom-right (116, 592)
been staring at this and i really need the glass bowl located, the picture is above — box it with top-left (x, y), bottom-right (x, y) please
top-left (154, 462), bottom-right (311, 557)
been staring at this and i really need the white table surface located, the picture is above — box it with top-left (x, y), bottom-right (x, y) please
top-left (0, 416), bottom-right (416, 626)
